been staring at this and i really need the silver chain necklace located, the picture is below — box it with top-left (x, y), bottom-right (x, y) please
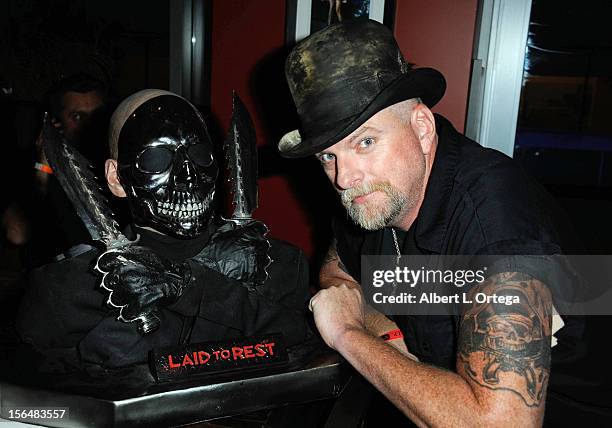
top-left (391, 228), bottom-right (401, 264)
top-left (390, 228), bottom-right (402, 289)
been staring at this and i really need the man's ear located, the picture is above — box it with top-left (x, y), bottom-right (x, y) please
top-left (410, 103), bottom-right (437, 155)
top-left (105, 159), bottom-right (127, 198)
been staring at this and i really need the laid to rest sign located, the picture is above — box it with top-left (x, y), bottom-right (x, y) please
top-left (150, 334), bottom-right (287, 381)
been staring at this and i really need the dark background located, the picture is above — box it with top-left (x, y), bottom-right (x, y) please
top-left (1, 0), bottom-right (610, 286)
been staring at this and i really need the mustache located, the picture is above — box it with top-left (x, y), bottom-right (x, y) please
top-left (340, 181), bottom-right (395, 207)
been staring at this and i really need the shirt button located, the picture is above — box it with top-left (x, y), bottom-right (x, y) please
top-left (422, 341), bottom-right (431, 353)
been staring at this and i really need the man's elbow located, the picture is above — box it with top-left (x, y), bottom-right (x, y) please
top-left (475, 398), bottom-right (545, 428)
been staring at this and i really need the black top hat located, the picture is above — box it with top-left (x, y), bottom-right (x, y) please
top-left (278, 19), bottom-right (446, 158)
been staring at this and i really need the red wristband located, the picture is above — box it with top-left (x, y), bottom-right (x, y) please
top-left (380, 329), bottom-right (403, 341)
top-left (34, 162), bottom-right (54, 175)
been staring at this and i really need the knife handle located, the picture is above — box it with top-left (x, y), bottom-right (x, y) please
top-left (229, 216), bottom-right (253, 226)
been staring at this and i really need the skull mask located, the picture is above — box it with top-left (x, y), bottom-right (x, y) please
top-left (115, 94), bottom-right (218, 238)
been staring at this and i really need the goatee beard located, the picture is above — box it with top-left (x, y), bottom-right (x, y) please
top-left (340, 181), bottom-right (406, 230)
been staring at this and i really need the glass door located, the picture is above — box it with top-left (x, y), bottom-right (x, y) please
top-left (467, 0), bottom-right (612, 251)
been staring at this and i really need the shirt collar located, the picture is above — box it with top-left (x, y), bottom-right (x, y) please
top-left (413, 114), bottom-right (461, 253)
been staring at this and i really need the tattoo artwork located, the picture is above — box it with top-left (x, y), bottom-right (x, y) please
top-left (323, 237), bottom-right (350, 275)
top-left (459, 272), bottom-right (552, 407)
top-left (323, 238), bottom-right (339, 264)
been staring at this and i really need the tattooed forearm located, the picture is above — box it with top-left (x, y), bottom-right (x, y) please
top-left (458, 272), bottom-right (552, 407)
top-left (323, 238), bottom-right (339, 264)
top-left (322, 238), bottom-right (350, 275)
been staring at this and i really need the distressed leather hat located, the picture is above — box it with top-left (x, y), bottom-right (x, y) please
top-left (278, 19), bottom-right (446, 158)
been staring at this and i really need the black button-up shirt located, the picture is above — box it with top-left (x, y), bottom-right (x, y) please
top-left (332, 115), bottom-right (602, 419)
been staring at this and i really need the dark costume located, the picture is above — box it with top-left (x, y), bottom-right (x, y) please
top-left (16, 90), bottom-right (311, 374)
top-left (17, 224), bottom-right (310, 370)
top-left (333, 114), bottom-right (610, 423)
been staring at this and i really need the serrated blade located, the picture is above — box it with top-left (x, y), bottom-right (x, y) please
top-left (224, 92), bottom-right (258, 222)
top-left (42, 114), bottom-right (131, 249)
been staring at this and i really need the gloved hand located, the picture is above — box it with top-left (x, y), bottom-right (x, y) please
top-left (95, 246), bottom-right (192, 324)
top-left (197, 220), bottom-right (271, 286)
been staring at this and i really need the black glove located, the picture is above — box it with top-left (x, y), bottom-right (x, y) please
top-left (95, 246), bottom-right (192, 323)
top-left (196, 220), bottom-right (271, 286)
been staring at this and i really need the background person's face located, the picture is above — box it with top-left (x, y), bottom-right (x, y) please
top-left (317, 106), bottom-right (428, 230)
top-left (58, 90), bottom-right (105, 144)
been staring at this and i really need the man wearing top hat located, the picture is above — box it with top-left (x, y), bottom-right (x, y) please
top-left (278, 19), bottom-right (603, 426)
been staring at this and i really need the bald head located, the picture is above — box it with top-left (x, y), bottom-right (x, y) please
top-left (388, 98), bottom-right (423, 125)
top-left (108, 89), bottom-right (185, 159)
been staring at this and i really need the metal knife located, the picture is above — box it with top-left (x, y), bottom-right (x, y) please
top-left (42, 115), bottom-right (159, 335)
top-left (224, 92), bottom-right (258, 224)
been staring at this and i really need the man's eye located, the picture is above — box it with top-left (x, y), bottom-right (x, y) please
top-left (318, 153), bottom-right (335, 163)
top-left (358, 137), bottom-right (374, 149)
top-left (71, 113), bottom-right (82, 121)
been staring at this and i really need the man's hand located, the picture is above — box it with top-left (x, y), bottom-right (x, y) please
top-left (95, 246), bottom-right (191, 322)
top-left (198, 220), bottom-right (271, 285)
top-left (317, 239), bottom-right (416, 358)
top-left (2, 202), bottom-right (30, 246)
top-left (309, 284), bottom-right (366, 349)
top-left (309, 284), bottom-right (418, 359)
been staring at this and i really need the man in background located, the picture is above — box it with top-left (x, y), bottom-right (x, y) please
top-left (30, 73), bottom-right (112, 265)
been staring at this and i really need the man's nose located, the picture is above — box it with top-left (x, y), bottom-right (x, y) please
top-left (335, 157), bottom-right (362, 190)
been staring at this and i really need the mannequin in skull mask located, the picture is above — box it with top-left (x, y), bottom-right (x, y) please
top-left (16, 90), bottom-right (310, 372)
top-left (108, 91), bottom-right (218, 238)
top-left (98, 89), bottom-right (272, 327)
